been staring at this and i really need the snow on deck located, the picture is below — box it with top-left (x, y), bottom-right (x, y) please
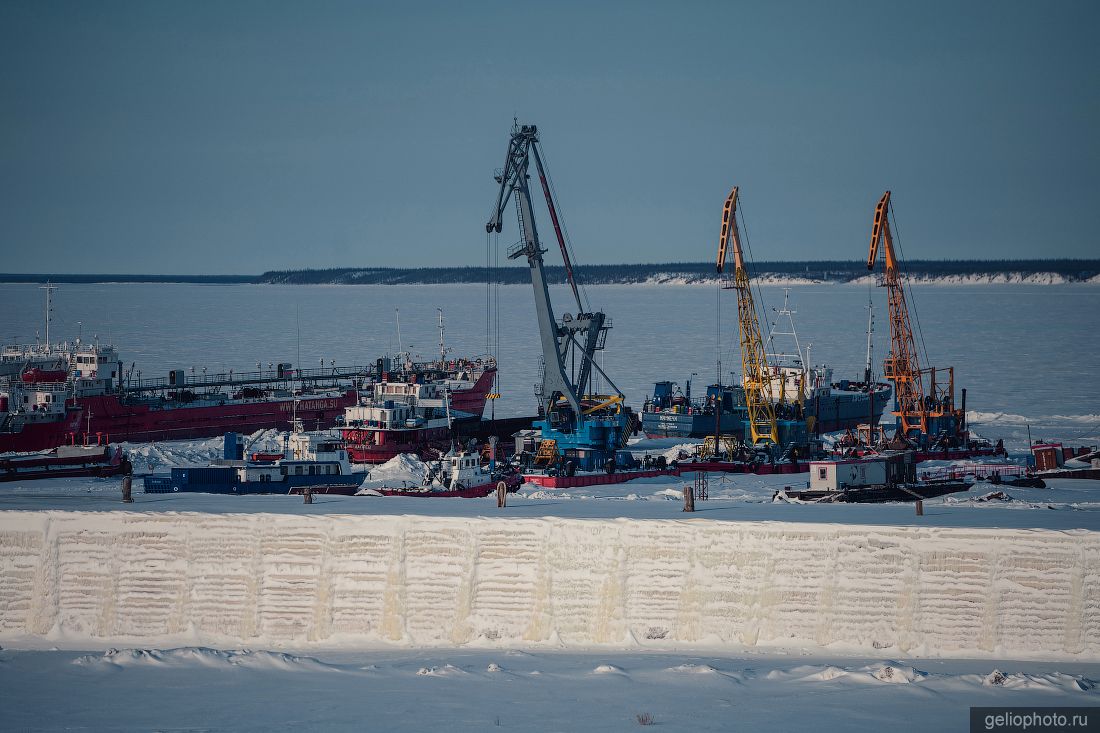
top-left (1, 508), bottom-right (1096, 660)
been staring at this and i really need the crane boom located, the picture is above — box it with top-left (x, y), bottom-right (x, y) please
top-left (867, 191), bottom-right (927, 436)
top-left (718, 187), bottom-right (777, 446)
top-left (868, 191), bottom-right (963, 443)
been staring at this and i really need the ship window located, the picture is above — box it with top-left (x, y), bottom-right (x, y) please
top-left (295, 466), bottom-right (303, 475)
top-left (308, 465), bottom-right (315, 475)
top-left (818, 468), bottom-right (827, 480)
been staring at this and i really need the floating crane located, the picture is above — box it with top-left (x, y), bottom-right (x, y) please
top-left (486, 123), bottom-right (630, 472)
top-left (867, 191), bottom-right (965, 446)
top-left (717, 187), bottom-right (778, 446)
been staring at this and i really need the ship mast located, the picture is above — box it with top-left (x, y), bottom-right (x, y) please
top-left (864, 295), bottom-right (875, 384)
top-left (764, 287), bottom-right (808, 404)
top-left (437, 308), bottom-right (447, 363)
top-left (40, 282), bottom-right (57, 351)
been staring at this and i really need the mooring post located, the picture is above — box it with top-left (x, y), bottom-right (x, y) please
top-left (683, 485), bottom-right (695, 512)
top-left (121, 474), bottom-right (133, 503)
top-left (303, 487), bottom-right (313, 505)
top-left (496, 481), bottom-right (507, 508)
top-left (915, 499), bottom-right (923, 516)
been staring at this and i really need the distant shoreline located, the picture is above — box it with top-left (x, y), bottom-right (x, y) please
top-left (2, 259), bottom-right (1097, 285)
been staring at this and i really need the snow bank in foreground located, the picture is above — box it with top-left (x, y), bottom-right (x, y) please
top-left (0, 511), bottom-right (1096, 660)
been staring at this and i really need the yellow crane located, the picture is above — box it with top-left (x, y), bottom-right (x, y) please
top-left (717, 187), bottom-right (778, 446)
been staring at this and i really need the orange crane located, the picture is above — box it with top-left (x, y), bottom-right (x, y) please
top-left (867, 191), bottom-right (965, 445)
top-left (718, 187), bottom-right (778, 446)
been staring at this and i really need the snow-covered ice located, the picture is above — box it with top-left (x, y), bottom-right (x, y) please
top-left (0, 647), bottom-right (1096, 732)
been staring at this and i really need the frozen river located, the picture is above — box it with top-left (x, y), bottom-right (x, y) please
top-left (0, 281), bottom-right (1096, 451)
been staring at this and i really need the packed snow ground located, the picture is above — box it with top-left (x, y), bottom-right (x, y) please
top-left (1, 647), bottom-right (1097, 732)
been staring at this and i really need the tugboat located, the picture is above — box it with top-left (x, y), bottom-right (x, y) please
top-left (142, 428), bottom-right (364, 495)
top-left (363, 449), bottom-right (521, 498)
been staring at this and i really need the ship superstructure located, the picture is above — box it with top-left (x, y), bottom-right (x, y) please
top-left (337, 362), bottom-right (496, 464)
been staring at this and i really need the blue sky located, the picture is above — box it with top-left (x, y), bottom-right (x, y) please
top-left (1, 0), bottom-right (1097, 274)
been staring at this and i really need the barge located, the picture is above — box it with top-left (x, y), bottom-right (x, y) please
top-left (779, 452), bottom-right (974, 503)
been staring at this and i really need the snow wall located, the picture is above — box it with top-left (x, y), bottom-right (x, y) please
top-left (1, 511), bottom-right (1096, 660)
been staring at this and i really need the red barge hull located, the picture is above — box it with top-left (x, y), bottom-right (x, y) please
top-left (522, 468), bottom-right (680, 488)
top-left (0, 391), bottom-right (358, 453)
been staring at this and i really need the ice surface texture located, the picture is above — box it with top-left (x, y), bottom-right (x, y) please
top-left (0, 510), bottom-right (1095, 659)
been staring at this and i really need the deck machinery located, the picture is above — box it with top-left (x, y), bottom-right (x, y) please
top-left (867, 191), bottom-right (967, 449)
top-left (486, 123), bottom-right (634, 473)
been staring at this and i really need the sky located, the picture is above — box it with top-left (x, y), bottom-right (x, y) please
top-left (1, 0), bottom-right (1097, 274)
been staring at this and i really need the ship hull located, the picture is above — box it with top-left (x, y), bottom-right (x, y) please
top-left (642, 385), bottom-right (893, 439)
top-left (342, 424), bottom-right (458, 465)
top-left (0, 392), bottom-right (357, 453)
top-left (375, 475), bottom-right (520, 498)
top-left (144, 470), bottom-right (365, 495)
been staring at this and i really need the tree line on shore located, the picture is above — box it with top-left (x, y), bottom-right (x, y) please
top-left (3, 259), bottom-right (1096, 284)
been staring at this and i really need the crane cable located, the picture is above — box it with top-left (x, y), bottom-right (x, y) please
top-left (888, 202), bottom-right (932, 374)
top-left (533, 134), bottom-right (591, 312)
top-left (486, 229), bottom-right (492, 357)
top-left (737, 194), bottom-right (773, 366)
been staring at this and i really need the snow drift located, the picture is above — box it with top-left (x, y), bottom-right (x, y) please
top-left (0, 511), bottom-right (1095, 660)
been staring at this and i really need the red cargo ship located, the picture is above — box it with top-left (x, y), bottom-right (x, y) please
top-left (338, 366), bottom-right (497, 464)
top-left (1, 289), bottom-right (498, 454)
top-left (1, 339), bottom-right (495, 453)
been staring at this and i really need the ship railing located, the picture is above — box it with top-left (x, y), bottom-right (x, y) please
top-left (919, 464), bottom-right (1026, 482)
top-left (67, 431), bottom-right (111, 447)
top-left (122, 364), bottom-right (381, 394)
